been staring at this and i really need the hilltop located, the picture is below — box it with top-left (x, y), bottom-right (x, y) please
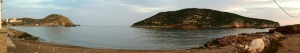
top-left (131, 8), bottom-right (280, 28)
top-left (5, 14), bottom-right (78, 27)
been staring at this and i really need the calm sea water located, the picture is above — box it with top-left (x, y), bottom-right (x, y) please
top-left (9, 26), bottom-right (272, 50)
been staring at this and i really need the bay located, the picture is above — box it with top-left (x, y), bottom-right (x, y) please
top-left (9, 26), bottom-right (272, 50)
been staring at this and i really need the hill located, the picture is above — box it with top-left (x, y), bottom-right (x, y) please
top-left (131, 8), bottom-right (280, 28)
top-left (6, 14), bottom-right (78, 27)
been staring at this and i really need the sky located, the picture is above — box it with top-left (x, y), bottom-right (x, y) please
top-left (2, 0), bottom-right (300, 26)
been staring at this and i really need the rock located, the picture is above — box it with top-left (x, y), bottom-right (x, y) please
top-left (246, 47), bottom-right (257, 53)
top-left (204, 35), bottom-right (256, 48)
top-left (249, 38), bottom-right (265, 53)
top-left (274, 31), bottom-right (283, 38)
top-left (8, 28), bottom-right (39, 41)
top-left (268, 31), bottom-right (284, 40)
top-left (236, 38), bottom-right (270, 53)
top-left (262, 37), bottom-right (270, 46)
top-left (269, 24), bottom-right (300, 34)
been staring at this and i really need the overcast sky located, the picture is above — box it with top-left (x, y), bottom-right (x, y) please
top-left (2, 0), bottom-right (300, 26)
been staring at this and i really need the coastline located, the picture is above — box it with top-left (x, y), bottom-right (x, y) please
top-left (7, 28), bottom-right (236, 53)
top-left (7, 25), bottom-right (300, 53)
top-left (130, 26), bottom-right (279, 28)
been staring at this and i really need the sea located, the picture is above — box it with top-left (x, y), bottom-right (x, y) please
top-left (9, 25), bottom-right (272, 50)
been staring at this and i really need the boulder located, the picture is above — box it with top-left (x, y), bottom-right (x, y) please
top-left (246, 47), bottom-right (257, 53)
top-left (273, 31), bottom-right (283, 38)
top-left (249, 38), bottom-right (265, 52)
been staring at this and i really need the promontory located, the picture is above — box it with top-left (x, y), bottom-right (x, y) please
top-left (131, 8), bottom-right (280, 28)
top-left (5, 14), bottom-right (78, 27)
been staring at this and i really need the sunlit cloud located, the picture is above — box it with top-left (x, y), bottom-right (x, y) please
top-left (224, 6), bottom-right (247, 13)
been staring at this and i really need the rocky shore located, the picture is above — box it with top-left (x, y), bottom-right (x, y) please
top-left (7, 28), bottom-right (39, 41)
top-left (203, 24), bottom-right (300, 53)
top-left (203, 32), bottom-right (284, 53)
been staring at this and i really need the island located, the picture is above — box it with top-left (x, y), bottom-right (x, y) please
top-left (131, 8), bottom-right (280, 28)
top-left (4, 14), bottom-right (79, 27)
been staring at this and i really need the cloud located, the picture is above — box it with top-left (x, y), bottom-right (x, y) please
top-left (18, 4), bottom-right (72, 10)
top-left (3, 0), bottom-right (300, 26)
top-left (133, 6), bottom-right (162, 13)
top-left (224, 6), bottom-right (247, 13)
top-left (5, 0), bottom-right (72, 10)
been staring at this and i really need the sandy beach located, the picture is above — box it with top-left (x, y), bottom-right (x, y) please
top-left (277, 34), bottom-right (300, 53)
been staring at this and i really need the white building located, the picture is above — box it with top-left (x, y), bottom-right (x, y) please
top-left (6, 18), bottom-right (22, 23)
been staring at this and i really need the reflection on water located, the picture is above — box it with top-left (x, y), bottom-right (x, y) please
top-left (9, 26), bottom-right (272, 50)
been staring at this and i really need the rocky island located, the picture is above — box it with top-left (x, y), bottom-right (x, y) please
top-left (132, 8), bottom-right (280, 28)
top-left (5, 14), bottom-right (79, 27)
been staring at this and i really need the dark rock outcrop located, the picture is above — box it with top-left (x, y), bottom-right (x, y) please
top-left (8, 28), bottom-right (39, 41)
top-left (269, 24), bottom-right (300, 34)
top-left (132, 8), bottom-right (280, 28)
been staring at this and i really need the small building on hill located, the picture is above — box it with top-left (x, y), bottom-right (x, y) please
top-left (6, 18), bottom-right (22, 23)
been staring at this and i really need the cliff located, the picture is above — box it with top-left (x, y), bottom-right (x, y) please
top-left (131, 8), bottom-right (280, 28)
top-left (6, 14), bottom-right (78, 27)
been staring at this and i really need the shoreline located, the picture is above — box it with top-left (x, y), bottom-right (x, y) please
top-left (130, 26), bottom-right (279, 28)
top-left (7, 24), bottom-right (300, 53)
top-left (8, 39), bottom-right (237, 53)
top-left (7, 28), bottom-right (236, 53)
